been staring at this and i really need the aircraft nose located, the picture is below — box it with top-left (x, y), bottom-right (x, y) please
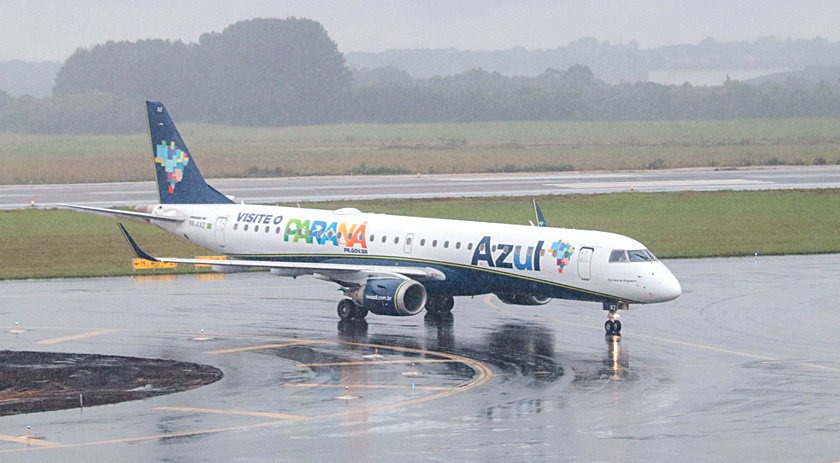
top-left (659, 270), bottom-right (682, 302)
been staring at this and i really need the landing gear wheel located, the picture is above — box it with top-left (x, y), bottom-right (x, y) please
top-left (438, 295), bottom-right (454, 313)
top-left (425, 295), bottom-right (454, 314)
top-left (425, 297), bottom-right (439, 314)
top-left (605, 319), bottom-right (622, 335)
top-left (353, 305), bottom-right (368, 319)
top-left (337, 299), bottom-right (355, 320)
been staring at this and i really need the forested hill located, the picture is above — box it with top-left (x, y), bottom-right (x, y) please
top-left (346, 37), bottom-right (840, 83)
top-left (2, 19), bottom-right (840, 134)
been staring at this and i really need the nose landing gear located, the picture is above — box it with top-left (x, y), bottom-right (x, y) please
top-left (603, 301), bottom-right (629, 335)
top-left (605, 314), bottom-right (622, 335)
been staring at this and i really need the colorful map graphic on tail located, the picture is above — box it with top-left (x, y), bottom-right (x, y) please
top-left (155, 141), bottom-right (190, 194)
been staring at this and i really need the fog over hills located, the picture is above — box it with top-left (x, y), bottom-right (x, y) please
top-left (5, 35), bottom-right (840, 99)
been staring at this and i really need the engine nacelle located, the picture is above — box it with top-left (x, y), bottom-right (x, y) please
top-left (495, 293), bottom-right (551, 306)
top-left (360, 278), bottom-right (427, 316)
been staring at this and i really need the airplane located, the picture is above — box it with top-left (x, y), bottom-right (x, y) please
top-left (61, 101), bottom-right (681, 335)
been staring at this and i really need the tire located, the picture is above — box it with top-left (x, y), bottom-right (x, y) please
top-left (605, 320), bottom-right (615, 334)
top-left (337, 299), bottom-right (355, 320)
top-left (439, 295), bottom-right (455, 313)
top-left (613, 319), bottom-right (622, 334)
top-left (425, 296), bottom-right (439, 314)
top-left (353, 305), bottom-right (369, 319)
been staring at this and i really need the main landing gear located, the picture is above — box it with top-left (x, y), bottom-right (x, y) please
top-left (337, 299), bottom-right (368, 321)
top-left (603, 301), bottom-right (629, 335)
top-left (424, 294), bottom-right (454, 315)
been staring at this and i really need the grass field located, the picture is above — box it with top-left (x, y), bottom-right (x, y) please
top-left (2, 118), bottom-right (840, 184)
top-left (1, 190), bottom-right (838, 280)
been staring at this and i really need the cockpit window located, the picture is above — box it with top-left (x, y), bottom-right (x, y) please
top-left (609, 250), bottom-right (628, 263)
top-left (628, 249), bottom-right (658, 262)
top-left (610, 249), bottom-right (658, 263)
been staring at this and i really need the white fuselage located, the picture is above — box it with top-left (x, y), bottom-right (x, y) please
top-left (150, 203), bottom-right (682, 305)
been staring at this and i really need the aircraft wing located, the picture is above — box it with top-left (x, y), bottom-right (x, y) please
top-left (118, 223), bottom-right (445, 284)
top-left (57, 204), bottom-right (184, 223)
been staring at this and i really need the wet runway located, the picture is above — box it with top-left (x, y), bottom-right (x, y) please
top-left (3, 165), bottom-right (840, 209)
top-left (1, 254), bottom-right (839, 462)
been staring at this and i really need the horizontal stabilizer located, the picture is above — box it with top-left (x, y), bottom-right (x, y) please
top-left (57, 204), bottom-right (184, 222)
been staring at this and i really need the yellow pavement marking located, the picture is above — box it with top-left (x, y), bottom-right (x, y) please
top-left (205, 340), bottom-right (327, 355)
top-left (300, 359), bottom-right (454, 367)
top-left (0, 434), bottom-right (62, 447)
top-left (36, 329), bottom-right (118, 345)
top-left (154, 406), bottom-right (308, 421)
top-left (285, 383), bottom-right (453, 391)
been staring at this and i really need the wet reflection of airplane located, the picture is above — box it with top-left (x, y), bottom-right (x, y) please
top-left (61, 101), bottom-right (681, 335)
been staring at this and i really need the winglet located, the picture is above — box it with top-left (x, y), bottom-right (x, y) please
top-left (533, 199), bottom-right (548, 227)
top-left (118, 223), bottom-right (158, 262)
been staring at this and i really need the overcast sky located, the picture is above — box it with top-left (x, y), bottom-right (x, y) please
top-left (3, 0), bottom-right (840, 62)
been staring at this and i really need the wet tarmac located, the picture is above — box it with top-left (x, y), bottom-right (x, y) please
top-left (1, 254), bottom-right (839, 462)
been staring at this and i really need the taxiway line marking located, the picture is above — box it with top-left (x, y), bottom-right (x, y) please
top-left (285, 383), bottom-right (453, 391)
top-left (300, 359), bottom-right (455, 367)
top-left (36, 329), bottom-right (118, 345)
top-left (154, 406), bottom-right (308, 421)
top-left (205, 340), bottom-right (328, 355)
top-left (0, 434), bottom-right (62, 447)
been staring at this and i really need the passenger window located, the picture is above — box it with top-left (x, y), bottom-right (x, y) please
top-left (432, 240), bottom-right (438, 247)
top-left (444, 241), bottom-right (449, 248)
top-left (255, 225), bottom-right (260, 232)
top-left (369, 235), bottom-right (374, 242)
top-left (468, 243), bottom-right (473, 251)
top-left (406, 236), bottom-right (412, 245)
top-left (265, 226), bottom-right (270, 233)
top-left (394, 236), bottom-right (400, 244)
top-left (420, 239), bottom-right (426, 246)
top-left (382, 235), bottom-right (387, 243)
top-left (244, 224), bottom-right (249, 231)
top-left (276, 227), bottom-right (281, 234)
top-left (233, 223), bottom-right (239, 231)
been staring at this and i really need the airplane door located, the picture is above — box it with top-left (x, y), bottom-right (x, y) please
top-left (578, 247), bottom-right (593, 280)
top-left (404, 233), bottom-right (414, 254)
top-left (215, 217), bottom-right (227, 248)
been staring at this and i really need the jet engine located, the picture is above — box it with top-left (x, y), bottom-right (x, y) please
top-left (495, 293), bottom-right (551, 306)
top-left (356, 278), bottom-right (427, 316)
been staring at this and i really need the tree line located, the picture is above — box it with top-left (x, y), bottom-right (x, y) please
top-left (1, 18), bottom-right (840, 134)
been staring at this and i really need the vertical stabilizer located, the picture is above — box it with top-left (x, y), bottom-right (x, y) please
top-left (146, 101), bottom-right (233, 205)
top-left (533, 199), bottom-right (548, 227)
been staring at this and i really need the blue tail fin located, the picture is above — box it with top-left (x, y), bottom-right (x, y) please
top-left (533, 199), bottom-right (548, 227)
top-left (146, 101), bottom-right (234, 205)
